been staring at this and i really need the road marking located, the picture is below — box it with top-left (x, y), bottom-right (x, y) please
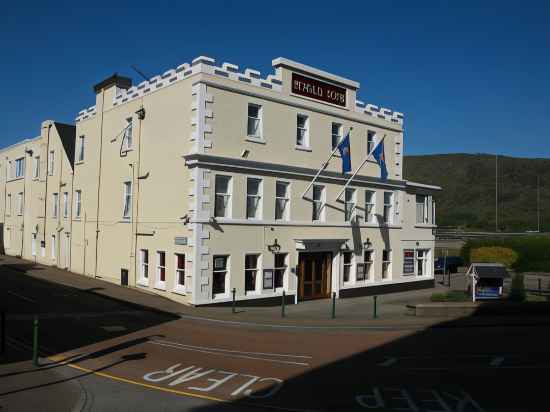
top-left (149, 341), bottom-right (310, 367)
top-left (490, 356), bottom-right (504, 367)
top-left (152, 339), bottom-right (312, 359)
top-left (378, 357), bottom-right (398, 367)
top-left (101, 325), bottom-right (128, 332)
top-left (7, 290), bottom-right (36, 303)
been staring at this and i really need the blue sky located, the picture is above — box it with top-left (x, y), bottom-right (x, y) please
top-left (1, 0), bottom-right (549, 157)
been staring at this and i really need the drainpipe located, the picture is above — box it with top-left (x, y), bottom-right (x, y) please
top-left (43, 123), bottom-right (52, 254)
top-left (133, 102), bottom-right (144, 286)
top-left (94, 89), bottom-right (106, 278)
top-left (68, 167), bottom-right (74, 270)
top-left (20, 148), bottom-right (30, 257)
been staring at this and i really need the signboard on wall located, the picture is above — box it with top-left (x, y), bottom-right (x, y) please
top-left (291, 73), bottom-right (347, 107)
top-left (403, 249), bottom-right (415, 275)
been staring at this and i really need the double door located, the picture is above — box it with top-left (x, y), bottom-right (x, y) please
top-left (298, 252), bottom-right (332, 300)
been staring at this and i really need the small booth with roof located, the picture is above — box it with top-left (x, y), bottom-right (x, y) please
top-left (465, 263), bottom-right (510, 301)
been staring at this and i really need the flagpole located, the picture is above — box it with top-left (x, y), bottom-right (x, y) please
top-left (335, 134), bottom-right (386, 202)
top-left (301, 127), bottom-right (353, 199)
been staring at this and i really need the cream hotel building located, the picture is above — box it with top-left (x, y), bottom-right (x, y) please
top-left (0, 56), bottom-right (440, 305)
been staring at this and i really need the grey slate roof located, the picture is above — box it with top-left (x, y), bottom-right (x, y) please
top-left (472, 263), bottom-right (510, 279)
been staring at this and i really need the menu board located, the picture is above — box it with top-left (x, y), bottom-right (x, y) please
top-left (403, 249), bottom-right (415, 275)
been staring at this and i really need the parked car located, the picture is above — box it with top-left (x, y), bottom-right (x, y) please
top-left (434, 256), bottom-right (464, 274)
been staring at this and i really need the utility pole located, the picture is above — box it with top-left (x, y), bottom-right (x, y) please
top-left (495, 154), bottom-right (498, 232)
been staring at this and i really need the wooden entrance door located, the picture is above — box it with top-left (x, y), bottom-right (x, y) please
top-left (298, 252), bottom-right (332, 300)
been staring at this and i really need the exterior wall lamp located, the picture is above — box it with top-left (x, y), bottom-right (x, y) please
top-left (267, 238), bottom-right (281, 253)
top-left (363, 238), bottom-right (372, 249)
top-left (135, 107), bottom-right (146, 120)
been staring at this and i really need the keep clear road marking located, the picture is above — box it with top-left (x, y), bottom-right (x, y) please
top-left (148, 339), bottom-right (311, 367)
top-left (7, 290), bottom-right (37, 303)
top-left (490, 356), bottom-right (505, 367)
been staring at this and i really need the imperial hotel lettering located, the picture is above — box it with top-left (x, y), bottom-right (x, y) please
top-left (291, 73), bottom-right (347, 107)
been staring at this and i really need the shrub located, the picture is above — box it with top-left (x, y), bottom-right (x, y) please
top-left (431, 290), bottom-right (470, 302)
top-left (508, 273), bottom-right (526, 302)
top-left (470, 246), bottom-right (518, 268)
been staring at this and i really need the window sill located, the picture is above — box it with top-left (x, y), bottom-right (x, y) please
top-left (213, 293), bottom-right (230, 300)
top-left (245, 137), bottom-right (266, 144)
top-left (154, 283), bottom-right (166, 291)
top-left (120, 219), bottom-right (131, 223)
top-left (295, 145), bottom-right (312, 152)
top-left (137, 279), bottom-right (149, 287)
top-left (7, 177), bottom-right (24, 182)
top-left (75, 160), bottom-right (84, 165)
top-left (172, 286), bottom-right (186, 295)
top-left (414, 224), bottom-right (436, 229)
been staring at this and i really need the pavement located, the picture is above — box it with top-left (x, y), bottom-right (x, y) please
top-left (2, 255), bottom-right (550, 411)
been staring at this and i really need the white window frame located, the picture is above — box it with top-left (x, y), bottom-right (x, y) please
top-left (296, 114), bottom-right (309, 149)
top-left (31, 233), bottom-right (37, 256)
top-left (5, 227), bottom-right (11, 249)
top-left (365, 190), bottom-right (376, 223)
top-left (214, 175), bottom-right (232, 218)
top-left (123, 181), bottom-right (132, 220)
top-left (138, 249), bottom-right (149, 286)
top-left (63, 192), bottom-right (69, 218)
top-left (383, 192), bottom-right (394, 225)
top-left (246, 177), bottom-right (263, 220)
top-left (344, 188), bottom-right (356, 222)
top-left (382, 249), bottom-right (392, 280)
top-left (312, 184), bottom-right (326, 222)
top-left (78, 135), bottom-right (85, 162)
top-left (123, 117), bottom-right (133, 151)
top-left (212, 255), bottom-right (230, 298)
top-left (247, 103), bottom-right (262, 140)
top-left (367, 130), bottom-right (376, 154)
top-left (416, 249), bottom-right (430, 277)
top-left (75, 190), bottom-right (82, 218)
top-left (360, 250), bottom-right (374, 282)
top-left (155, 251), bottom-right (166, 290)
top-left (244, 253), bottom-right (261, 294)
top-left (342, 251), bottom-right (354, 284)
top-left (174, 253), bottom-right (186, 293)
top-left (273, 253), bottom-right (287, 291)
top-left (51, 234), bottom-right (56, 260)
top-left (32, 156), bottom-right (40, 179)
top-left (275, 181), bottom-right (290, 221)
top-left (14, 157), bottom-right (24, 178)
top-left (52, 193), bottom-right (59, 218)
top-left (6, 194), bottom-right (11, 216)
top-left (331, 122), bottom-right (343, 150)
top-left (48, 150), bottom-right (55, 176)
top-left (416, 194), bottom-right (429, 224)
top-left (17, 192), bottom-right (23, 216)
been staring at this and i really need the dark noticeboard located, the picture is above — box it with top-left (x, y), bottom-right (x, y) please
top-left (174, 236), bottom-right (188, 245)
top-left (291, 72), bottom-right (347, 107)
top-left (263, 269), bottom-right (274, 290)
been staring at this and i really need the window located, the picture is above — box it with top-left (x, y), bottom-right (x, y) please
top-left (6, 161), bottom-right (11, 180)
top-left (343, 252), bottom-right (353, 283)
top-left (367, 131), bottom-right (376, 154)
top-left (52, 193), bottom-right (59, 218)
top-left (31, 234), bottom-right (37, 256)
top-left (432, 199), bottom-right (436, 225)
top-left (246, 178), bottom-right (262, 219)
top-left (365, 190), bottom-right (376, 223)
top-left (296, 114), bottom-right (309, 147)
top-left (383, 192), bottom-right (393, 224)
top-left (123, 118), bottom-right (133, 150)
top-left (214, 175), bottom-right (231, 218)
top-left (5, 228), bottom-right (10, 249)
top-left (213, 255), bottom-right (228, 295)
top-left (17, 192), bottom-right (23, 216)
top-left (15, 157), bottom-right (24, 178)
top-left (416, 249), bottom-right (429, 276)
top-left (78, 135), bottom-right (85, 162)
top-left (51, 234), bottom-right (56, 259)
top-left (6, 194), bottom-right (11, 216)
top-left (274, 253), bottom-right (287, 289)
top-left (247, 104), bottom-right (262, 138)
top-left (312, 185), bottom-right (325, 221)
top-left (416, 194), bottom-right (428, 224)
top-left (344, 188), bottom-right (356, 222)
top-left (275, 181), bottom-right (290, 221)
top-left (74, 190), bottom-right (82, 218)
top-left (156, 251), bottom-right (166, 288)
top-left (175, 253), bottom-right (185, 288)
top-left (403, 249), bottom-right (415, 275)
top-left (63, 192), bottom-right (69, 218)
top-left (382, 249), bottom-right (391, 279)
top-left (331, 122), bottom-right (342, 150)
top-left (123, 181), bottom-right (132, 219)
top-left (245, 254), bottom-right (259, 292)
top-left (33, 156), bottom-right (40, 179)
top-left (360, 250), bottom-right (373, 281)
top-left (48, 151), bottom-right (55, 175)
top-left (139, 249), bottom-right (149, 284)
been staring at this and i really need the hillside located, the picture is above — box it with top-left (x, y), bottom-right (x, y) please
top-left (404, 154), bottom-right (550, 232)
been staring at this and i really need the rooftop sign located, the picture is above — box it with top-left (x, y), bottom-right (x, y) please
top-left (291, 72), bottom-right (347, 107)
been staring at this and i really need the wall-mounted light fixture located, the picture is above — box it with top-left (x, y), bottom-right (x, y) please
top-left (363, 238), bottom-right (372, 249)
top-left (136, 107), bottom-right (146, 120)
top-left (25, 148), bottom-right (33, 156)
top-left (267, 238), bottom-right (281, 253)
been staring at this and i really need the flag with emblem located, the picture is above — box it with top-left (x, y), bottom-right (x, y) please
top-left (337, 132), bottom-right (352, 174)
top-left (372, 140), bottom-right (388, 180)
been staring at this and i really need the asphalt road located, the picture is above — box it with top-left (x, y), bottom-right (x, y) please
top-left (1, 264), bottom-right (549, 411)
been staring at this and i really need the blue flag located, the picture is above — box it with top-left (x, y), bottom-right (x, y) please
top-left (337, 132), bottom-right (352, 174)
top-left (372, 141), bottom-right (388, 180)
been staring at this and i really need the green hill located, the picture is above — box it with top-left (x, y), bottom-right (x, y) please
top-left (403, 154), bottom-right (550, 232)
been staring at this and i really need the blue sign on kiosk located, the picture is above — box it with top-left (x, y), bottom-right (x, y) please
top-left (466, 263), bottom-right (510, 301)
